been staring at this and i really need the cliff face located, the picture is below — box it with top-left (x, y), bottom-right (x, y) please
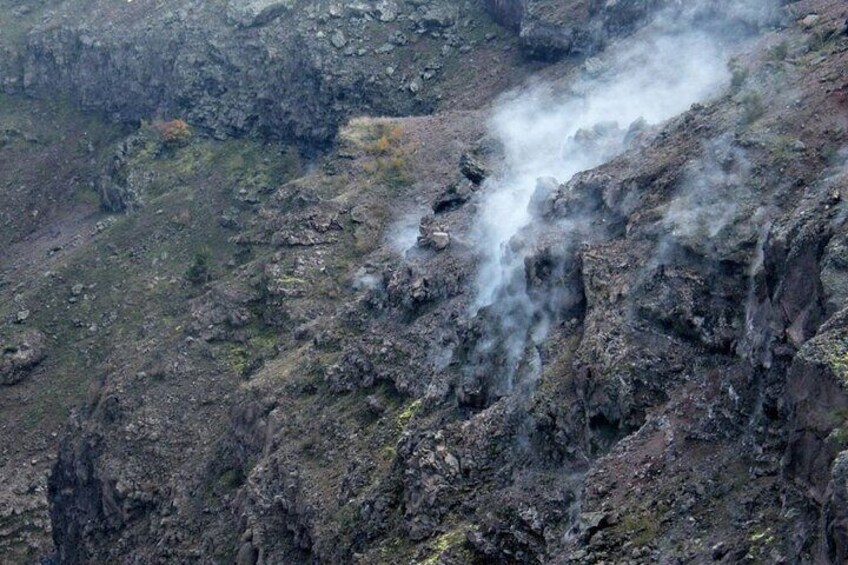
top-left (2, 0), bottom-right (848, 563)
top-left (483, 0), bottom-right (525, 31)
top-left (482, 0), bottom-right (789, 61)
top-left (3, 0), bottom-right (529, 147)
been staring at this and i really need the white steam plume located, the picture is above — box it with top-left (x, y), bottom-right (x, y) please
top-left (475, 30), bottom-right (732, 307)
top-left (467, 4), bottom-right (776, 399)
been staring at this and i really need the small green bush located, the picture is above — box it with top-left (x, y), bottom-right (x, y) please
top-left (378, 156), bottom-right (412, 189)
top-left (728, 60), bottom-right (749, 92)
top-left (739, 92), bottom-right (765, 126)
top-left (185, 250), bottom-right (212, 284)
top-left (767, 41), bottom-right (789, 62)
top-left (342, 118), bottom-right (415, 190)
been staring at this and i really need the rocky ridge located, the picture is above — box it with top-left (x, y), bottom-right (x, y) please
top-left (1, 0), bottom-right (532, 147)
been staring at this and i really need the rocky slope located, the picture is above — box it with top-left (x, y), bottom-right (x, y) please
top-left (2, 0), bottom-right (848, 564)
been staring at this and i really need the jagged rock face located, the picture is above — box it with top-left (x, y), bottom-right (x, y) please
top-left (6, 0), bottom-right (520, 147)
top-left (823, 450), bottom-right (848, 562)
top-left (484, 0), bottom-right (790, 61)
top-left (1, 0), bottom-right (847, 564)
top-left (48, 431), bottom-right (109, 564)
top-left (483, 0), bottom-right (659, 60)
top-left (483, 0), bottom-right (524, 32)
top-left (19, 19), bottom-right (388, 146)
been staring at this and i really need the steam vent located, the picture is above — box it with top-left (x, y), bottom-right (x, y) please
top-left (2, 0), bottom-right (848, 563)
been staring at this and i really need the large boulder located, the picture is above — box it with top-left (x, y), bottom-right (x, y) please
top-left (1, 330), bottom-right (47, 385)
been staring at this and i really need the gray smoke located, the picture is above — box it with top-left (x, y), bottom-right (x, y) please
top-left (475, 32), bottom-right (731, 307)
top-left (664, 134), bottom-right (758, 248)
top-left (387, 209), bottom-right (427, 255)
top-left (467, 3), bottom-right (778, 402)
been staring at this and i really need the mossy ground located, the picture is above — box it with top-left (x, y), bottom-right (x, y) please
top-left (0, 93), bottom-right (304, 560)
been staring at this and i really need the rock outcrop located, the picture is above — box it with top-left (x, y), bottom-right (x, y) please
top-left (4, 0), bottom-right (524, 148)
top-left (484, 0), bottom-right (787, 61)
top-left (1, 330), bottom-right (46, 385)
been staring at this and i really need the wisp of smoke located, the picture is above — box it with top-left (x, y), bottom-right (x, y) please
top-left (474, 30), bottom-right (732, 307)
top-left (468, 3), bottom-right (774, 399)
top-left (664, 135), bottom-right (753, 242)
top-left (387, 209), bottom-right (427, 255)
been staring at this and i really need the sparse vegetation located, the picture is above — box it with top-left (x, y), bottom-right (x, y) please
top-left (830, 348), bottom-right (848, 379)
top-left (395, 398), bottom-right (422, 433)
top-left (218, 468), bottom-right (244, 490)
top-left (366, 124), bottom-right (403, 156)
top-left (806, 25), bottom-right (842, 52)
top-left (0, 0), bottom-right (45, 46)
top-left (767, 135), bottom-right (801, 165)
top-left (342, 118), bottom-right (414, 190)
top-left (739, 92), bottom-right (765, 126)
top-left (378, 443), bottom-right (397, 463)
top-left (420, 526), bottom-right (472, 565)
top-left (745, 527), bottom-right (777, 560)
top-left (728, 59), bottom-right (749, 91)
top-left (828, 425), bottom-right (848, 448)
top-left (153, 118), bottom-right (193, 147)
top-left (767, 41), bottom-right (789, 62)
top-left (621, 512), bottom-right (660, 547)
top-left (185, 249), bottom-right (212, 284)
top-left (375, 155), bottom-right (413, 189)
top-left (225, 345), bottom-right (251, 375)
